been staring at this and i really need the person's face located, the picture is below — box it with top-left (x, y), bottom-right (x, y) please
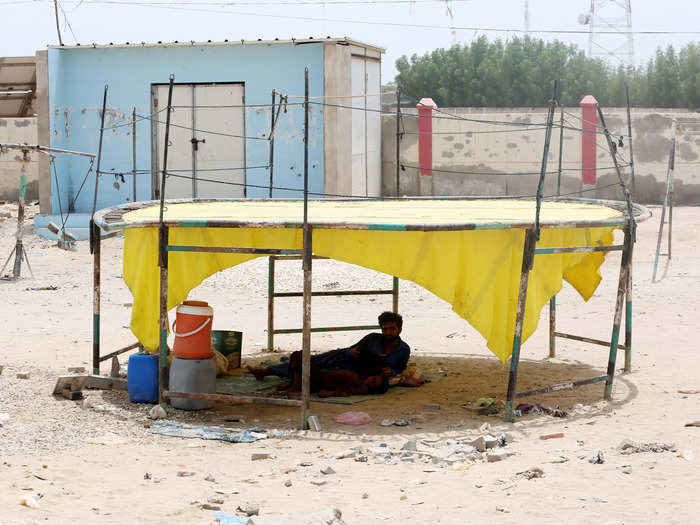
top-left (380, 321), bottom-right (401, 342)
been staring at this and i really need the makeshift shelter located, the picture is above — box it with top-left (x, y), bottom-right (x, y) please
top-left (93, 196), bottom-right (650, 424)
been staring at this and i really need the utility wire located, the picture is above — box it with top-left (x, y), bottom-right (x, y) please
top-left (14, 0), bottom-right (700, 37)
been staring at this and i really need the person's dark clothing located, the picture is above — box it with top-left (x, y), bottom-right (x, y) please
top-left (266, 333), bottom-right (410, 379)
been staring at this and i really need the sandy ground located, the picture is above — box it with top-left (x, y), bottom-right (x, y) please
top-left (0, 202), bottom-right (699, 524)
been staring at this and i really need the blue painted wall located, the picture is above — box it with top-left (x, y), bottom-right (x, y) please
top-left (47, 43), bottom-right (325, 214)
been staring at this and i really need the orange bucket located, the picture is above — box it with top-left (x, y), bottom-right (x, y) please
top-left (172, 300), bottom-right (214, 359)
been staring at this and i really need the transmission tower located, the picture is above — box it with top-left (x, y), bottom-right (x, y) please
top-left (580, 0), bottom-right (635, 68)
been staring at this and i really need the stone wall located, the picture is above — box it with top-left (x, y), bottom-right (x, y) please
top-left (382, 106), bottom-right (700, 204)
top-left (0, 117), bottom-right (39, 202)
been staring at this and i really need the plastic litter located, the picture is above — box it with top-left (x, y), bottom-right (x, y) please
top-left (334, 411), bottom-right (372, 425)
top-left (150, 421), bottom-right (267, 443)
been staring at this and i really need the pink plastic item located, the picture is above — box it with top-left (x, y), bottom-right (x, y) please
top-left (334, 411), bottom-right (372, 425)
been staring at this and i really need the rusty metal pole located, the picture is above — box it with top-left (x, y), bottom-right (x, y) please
top-left (392, 276), bottom-right (399, 313)
top-left (92, 221), bottom-right (101, 374)
top-left (90, 86), bottom-right (108, 374)
top-left (267, 256), bottom-right (275, 351)
top-left (132, 107), bottom-right (137, 202)
top-left (90, 85), bottom-right (108, 254)
top-left (548, 296), bottom-right (556, 358)
top-left (300, 68), bottom-right (312, 430)
top-left (505, 229), bottom-right (537, 422)
top-left (625, 83), bottom-right (636, 199)
top-left (604, 227), bottom-right (633, 399)
top-left (624, 262), bottom-right (632, 372)
top-left (557, 105), bottom-right (564, 196)
top-left (158, 75), bottom-right (175, 405)
top-left (269, 90), bottom-right (276, 198)
top-left (396, 89), bottom-right (401, 196)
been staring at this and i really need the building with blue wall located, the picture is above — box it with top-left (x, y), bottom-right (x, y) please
top-left (34, 38), bottom-right (384, 233)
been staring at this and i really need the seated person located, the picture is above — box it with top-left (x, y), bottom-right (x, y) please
top-left (248, 311), bottom-right (410, 387)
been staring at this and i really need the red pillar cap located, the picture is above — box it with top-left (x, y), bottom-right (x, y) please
top-left (580, 95), bottom-right (598, 106)
top-left (417, 98), bottom-right (438, 109)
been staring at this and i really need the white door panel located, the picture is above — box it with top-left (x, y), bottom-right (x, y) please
top-left (152, 83), bottom-right (245, 199)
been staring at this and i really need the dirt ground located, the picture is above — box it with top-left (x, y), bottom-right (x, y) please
top-left (0, 202), bottom-right (698, 525)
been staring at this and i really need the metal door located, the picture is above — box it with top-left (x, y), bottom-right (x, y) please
top-left (151, 83), bottom-right (245, 199)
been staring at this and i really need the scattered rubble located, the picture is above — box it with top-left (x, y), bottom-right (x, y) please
top-left (616, 439), bottom-right (677, 454)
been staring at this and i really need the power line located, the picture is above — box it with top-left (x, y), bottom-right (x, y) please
top-left (9, 0), bottom-right (700, 36)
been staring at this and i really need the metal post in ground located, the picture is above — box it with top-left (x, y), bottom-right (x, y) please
top-left (158, 75), bottom-right (175, 405)
top-left (604, 227), bottom-right (633, 399)
top-left (392, 277), bottom-right (399, 313)
top-left (624, 262), bottom-right (633, 372)
top-left (267, 256), bottom-right (275, 351)
top-left (92, 221), bottom-right (101, 374)
top-left (300, 67), bottom-right (312, 430)
top-left (505, 229), bottom-right (537, 422)
top-left (549, 296), bottom-right (556, 358)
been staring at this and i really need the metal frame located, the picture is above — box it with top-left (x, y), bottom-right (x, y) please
top-left (266, 254), bottom-right (399, 350)
top-left (91, 73), bottom-right (649, 428)
top-left (652, 119), bottom-right (676, 283)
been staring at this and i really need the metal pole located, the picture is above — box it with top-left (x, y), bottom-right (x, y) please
top-left (625, 83), bottom-right (636, 199)
top-left (92, 221), bottom-right (101, 374)
top-left (396, 89), bottom-right (401, 196)
top-left (10, 153), bottom-right (28, 279)
top-left (53, 0), bottom-right (63, 46)
top-left (90, 85), bottom-right (108, 255)
top-left (505, 229), bottom-right (537, 422)
top-left (624, 262), bottom-right (632, 372)
top-left (267, 256), bottom-right (275, 350)
top-left (300, 68), bottom-right (312, 430)
top-left (158, 75), bottom-right (175, 405)
top-left (652, 119), bottom-right (676, 282)
top-left (534, 81), bottom-right (558, 237)
top-left (392, 276), bottom-right (399, 313)
top-left (557, 105), bottom-right (564, 196)
top-left (132, 107), bottom-right (137, 202)
top-left (269, 90), bottom-right (276, 198)
top-left (604, 227), bottom-right (633, 399)
top-left (548, 296), bottom-right (556, 358)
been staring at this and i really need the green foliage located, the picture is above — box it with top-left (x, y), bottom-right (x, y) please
top-left (395, 37), bottom-right (700, 108)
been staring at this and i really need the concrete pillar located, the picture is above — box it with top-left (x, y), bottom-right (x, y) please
top-left (580, 95), bottom-right (598, 190)
top-left (417, 98), bottom-right (437, 196)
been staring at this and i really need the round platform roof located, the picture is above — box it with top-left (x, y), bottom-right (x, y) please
top-left (94, 197), bottom-right (650, 232)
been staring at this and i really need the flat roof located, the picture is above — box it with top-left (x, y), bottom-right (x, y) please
top-left (47, 37), bottom-right (384, 54)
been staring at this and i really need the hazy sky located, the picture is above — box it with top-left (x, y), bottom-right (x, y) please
top-left (3, 0), bottom-right (699, 81)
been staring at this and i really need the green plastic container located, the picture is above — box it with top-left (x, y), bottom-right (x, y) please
top-left (211, 330), bottom-right (242, 368)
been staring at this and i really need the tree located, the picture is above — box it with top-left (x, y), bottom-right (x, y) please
top-left (395, 37), bottom-right (700, 109)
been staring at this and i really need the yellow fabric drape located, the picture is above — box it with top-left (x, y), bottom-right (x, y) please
top-left (123, 224), bottom-right (614, 363)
